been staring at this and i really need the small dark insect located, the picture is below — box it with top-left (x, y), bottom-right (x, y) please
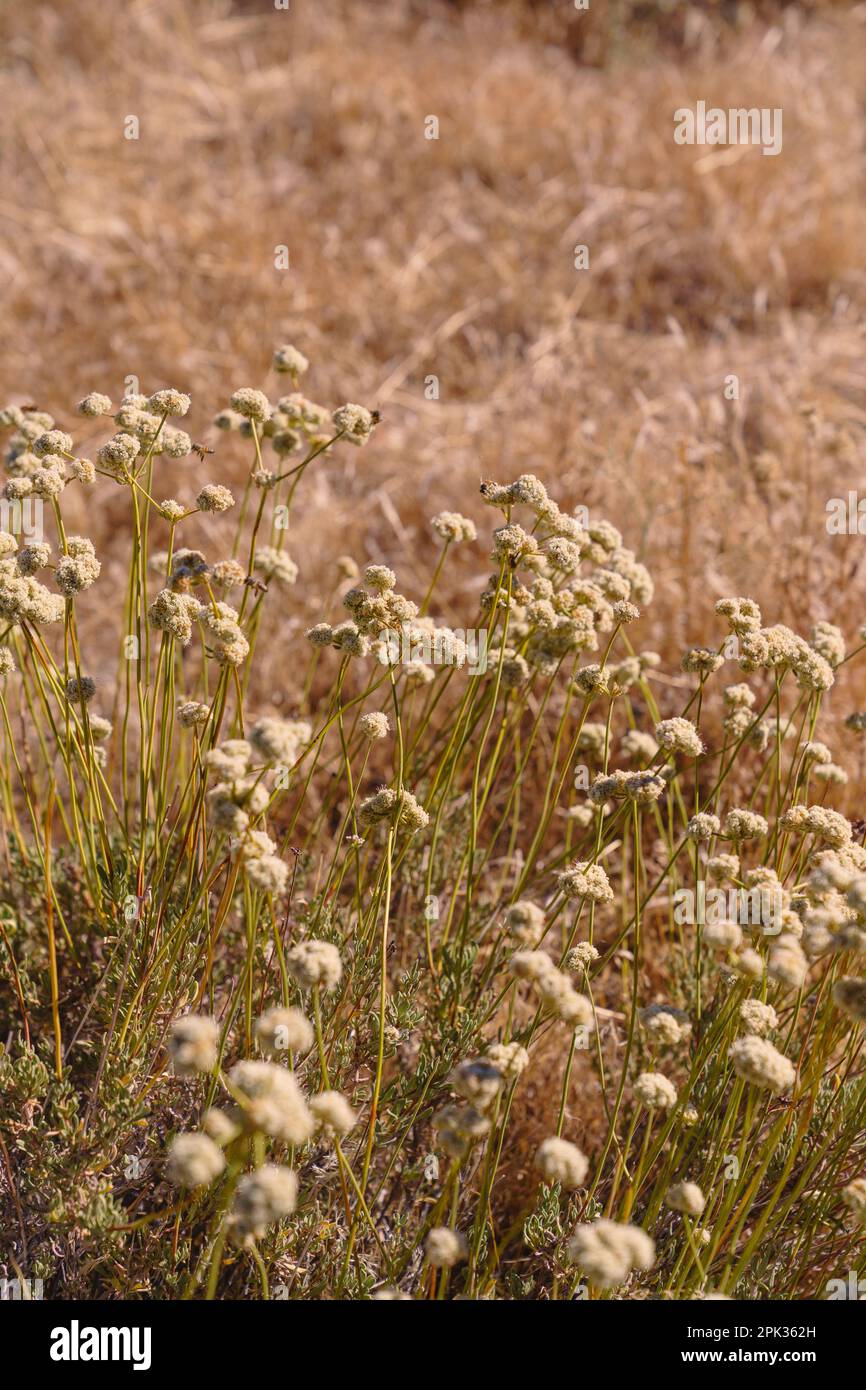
top-left (243, 576), bottom-right (269, 596)
top-left (370, 410), bottom-right (382, 425)
top-left (20, 403), bottom-right (40, 412)
top-left (191, 442), bottom-right (215, 461)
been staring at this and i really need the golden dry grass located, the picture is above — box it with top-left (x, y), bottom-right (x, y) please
top-left (2, 0), bottom-right (866, 769)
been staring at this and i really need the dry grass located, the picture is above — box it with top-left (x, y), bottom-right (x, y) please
top-left (2, 0), bottom-right (866, 746)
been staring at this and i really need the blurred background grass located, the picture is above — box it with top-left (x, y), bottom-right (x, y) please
top-left (1, 0), bottom-right (865, 767)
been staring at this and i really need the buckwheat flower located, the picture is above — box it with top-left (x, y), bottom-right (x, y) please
top-left (536, 1137), bottom-right (588, 1189)
top-left (196, 483), bottom-right (234, 514)
top-left (431, 511), bottom-right (476, 543)
top-left (200, 609), bottom-right (249, 668)
top-left (166, 1132), bottom-right (226, 1188)
top-left (704, 920), bottom-right (743, 952)
top-left (635, 1072), bottom-right (677, 1110)
top-left (433, 1103), bottom-right (490, 1157)
top-left (624, 770), bottom-right (667, 804)
top-left (639, 1004), bottom-right (691, 1046)
top-left (723, 809), bottom-right (768, 841)
top-left (31, 466), bottom-right (66, 499)
top-left (557, 861), bottom-right (613, 904)
top-left (273, 344), bottom-right (309, 376)
top-left (730, 1036), bottom-right (795, 1093)
top-left (147, 389), bottom-right (190, 417)
top-left (358, 711), bottom-right (390, 741)
top-left (226, 388), bottom-right (269, 425)
top-left (504, 900), bottom-right (545, 944)
top-left (620, 730), bottom-right (658, 761)
top-left (4, 478), bottom-right (32, 500)
top-left (364, 564), bottom-right (396, 592)
top-left (688, 812), bottom-right (720, 840)
top-left (739, 1000), bottom-right (778, 1037)
top-left (0, 649), bottom-right (15, 676)
top-left (810, 620), bottom-right (845, 668)
top-left (358, 787), bottom-right (429, 834)
top-left (724, 683), bottom-right (756, 709)
top-left (33, 429), bottom-right (72, 458)
top-left (76, 392), bottom-right (112, 418)
top-left (542, 975), bottom-right (595, 1029)
top-left (168, 1014), bottom-right (219, 1076)
top-left (842, 1178), bottom-right (866, 1225)
top-left (306, 622), bottom-right (334, 648)
top-left (451, 1059), bottom-right (503, 1110)
top-left (682, 647), bottom-right (724, 676)
top-left (286, 940), bottom-right (342, 991)
top-left (425, 1227), bottom-right (467, 1269)
top-left (566, 942), bottom-right (600, 973)
top-left (177, 700), bottom-right (210, 729)
top-left (665, 1181), bottom-right (706, 1217)
top-left (97, 432), bottom-right (140, 479)
top-left (802, 740), bottom-right (832, 765)
top-left (86, 715), bottom-right (112, 743)
top-left (16, 543), bottom-right (51, 575)
top-left (655, 717), bottom-right (703, 758)
top-left (681, 1106), bottom-right (700, 1127)
top-left (733, 947), bottom-right (764, 980)
top-left (56, 546), bottom-right (101, 595)
top-left (249, 717), bottom-right (310, 765)
top-left (566, 1219), bottom-right (655, 1288)
top-left (715, 596), bottom-right (762, 635)
top-left (228, 1060), bottom-right (314, 1144)
top-left (780, 805), bottom-right (851, 849)
top-left (332, 403), bottom-right (375, 444)
top-left (246, 855), bottom-right (289, 895)
top-left (255, 1006), bottom-right (312, 1056)
top-left (246, 549), bottom-right (297, 594)
top-left (613, 600), bottom-right (640, 624)
top-left (833, 977), bottom-right (866, 1023)
top-left (306, 1091), bottom-right (355, 1144)
top-left (572, 664), bottom-right (611, 699)
top-left (65, 676), bottom-right (96, 703)
top-left (814, 763), bottom-right (848, 786)
top-left (230, 1165), bottom-right (298, 1242)
top-left (485, 1041), bottom-right (529, 1083)
top-left (509, 949), bottom-right (555, 982)
top-left (205, 740), bottom-right (252, 780)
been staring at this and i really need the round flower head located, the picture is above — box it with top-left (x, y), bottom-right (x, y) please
top-left (230, 388), bottom-right (270, 423)
top-left (682, 647), bottom-right (724, 676)
top-left (77, 393), bottom-right (113, 417)
top-left (0, 649), bottom-right (16, 676)
top-left (431, 511), bottom-right (477, 543)
top-left (333, 403), bottom-right (375, 445)
top-left (687, 813), bottom-right (720, 840)
top-left (733, 947), bottom-right (765, 980)
top-left (178, 698), bottom-right (210, 728)
top-left (635, 1072), bottom-right (678, 1110)
top-left (425, 1227), bottom-right (467, 1269)
top-left (286, 939), bottom-right (343, 991)
top-left (167, 1014), bottom-right (218, 1076)
top-left (165, 1132), bottom-right (226, 1188)
top-left (248, 716), bottom-right (310, 765)
top-left (310, 1090), bottom-right (357, 1141)
top-left (566, 941), bottom-right (600, 973)
top-left (358, 711), bottom-right (390, 740)
top-left (556, 861), bottom-right (613, 904)
top-left (65, 676), bottom-right (96, 704)
top-left (833, 977), bottom-right (866, 1023)
top-left (227, 1060), bottom-right (314, 1144)
top-left (450, 1058), bottom-right (503, 1111)
top-left (504, 900), bottom-right (545, 944)
top-left (723, 809), bottom-right (769, 841)
top-left (535, 1137), bottom-right (588, 1189)
top-left (729, 1036), bottom-right (795, 1093)
top-left (254, 1006), bottom-right (314, 1057)
top-left (273, 344), bottom-right (309, 376)
top-left (639, 1004), bottom-right (691, 1047)
top-left (485, 1041), bottom-right (529, 1083)
top-left (655, 717), bottom-right (703, 758)
top-left (196, 484), bottom-right (234, 513)
top-left (148, 389), bottom-right (190, 417)
top-left (253, 546), bottom-right (298, 588)
top-left (703, 920), bottom-right (743, 952)
top-left (230, 1165), bottom-right (298, 1242)
top-left (34, 429), bottom-right (72, 458)
top-left (665, 1181), bottom-right (706, 1217)
top-left (566, 1219), bottom-right (655, 1288)
top-left (739, 1000), bottom-right (778, 1037)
